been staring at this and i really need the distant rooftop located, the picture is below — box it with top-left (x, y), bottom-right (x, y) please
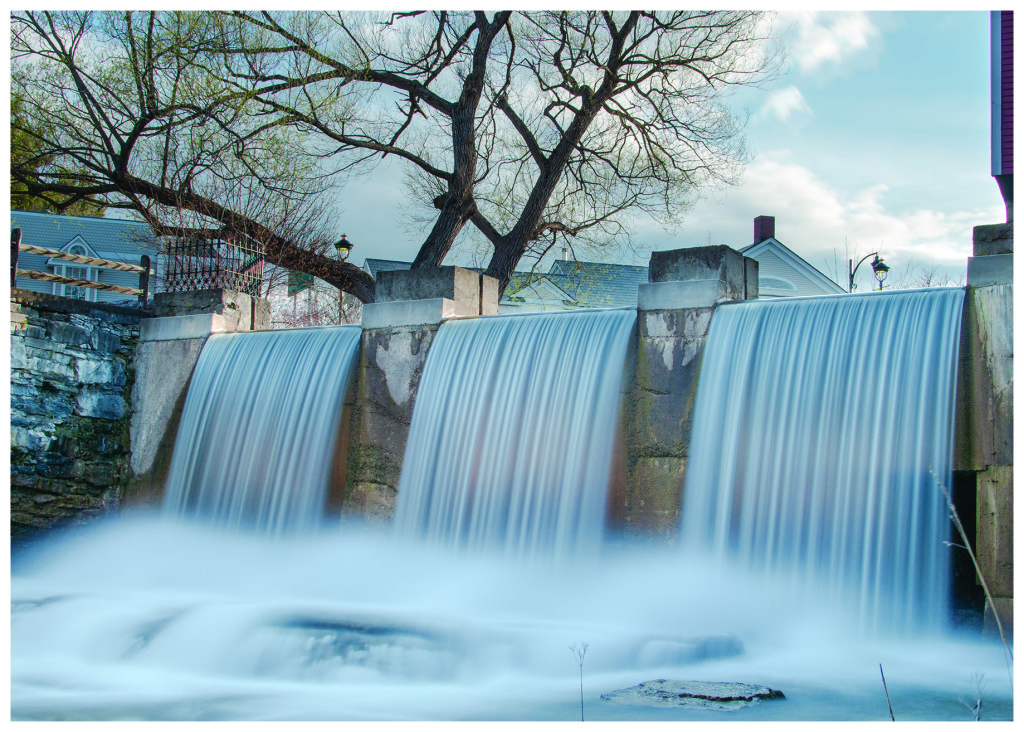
top-left (10, 210), bottom-right (158, 260)
top-left (361, 257), bottom-right (646, 307)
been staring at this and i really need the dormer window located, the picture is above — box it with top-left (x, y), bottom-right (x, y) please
top-left (47, 239), bottom-right (99, 301)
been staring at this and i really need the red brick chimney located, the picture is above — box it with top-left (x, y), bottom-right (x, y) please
top-left (754, 215), bottom-right (775, 244)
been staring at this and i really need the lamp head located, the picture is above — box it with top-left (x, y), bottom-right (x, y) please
top-left (871, 255), bottom-right (889, 281)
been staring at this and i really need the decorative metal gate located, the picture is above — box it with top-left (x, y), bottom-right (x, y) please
top-left (162, 237), bottom-right (264, 296)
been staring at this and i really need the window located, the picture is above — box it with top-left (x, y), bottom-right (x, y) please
top-left (53, 243), bottom-right (98, 301)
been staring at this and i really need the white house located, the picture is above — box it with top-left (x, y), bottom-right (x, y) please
top-left (740, 216), bottom-right (846, 298)
top-left (11, 211), bottom-right (160, 304)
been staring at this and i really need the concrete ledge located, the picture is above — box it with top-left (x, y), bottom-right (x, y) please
top-left (967, 254), bottom-right (1013, 287)
top-left (361, 298), bottom-right (455, 330)
top-left (973, 222), bottom-right (1013, 256)
top-left (480, 274), bottom-right (499, 316)
top-left (139, 313), bottom-right (232, 342)
top-left (638, 280), bottom-right (732, 311)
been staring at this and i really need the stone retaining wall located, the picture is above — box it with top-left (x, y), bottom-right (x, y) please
top-left (10, 290), bottom-right (146, 542)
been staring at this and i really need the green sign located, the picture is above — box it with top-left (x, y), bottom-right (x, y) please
top-left (287, 270), bottom-right (314, 295)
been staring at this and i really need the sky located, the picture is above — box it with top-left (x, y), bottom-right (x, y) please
top-left (335, 10), bottom-right (1006, 290)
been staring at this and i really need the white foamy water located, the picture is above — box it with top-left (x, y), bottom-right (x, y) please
top-left (11, 517), bottom-right (1011, 721)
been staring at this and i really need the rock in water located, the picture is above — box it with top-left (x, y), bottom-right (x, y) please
top-left (601, 680), bottom-right (785, 710)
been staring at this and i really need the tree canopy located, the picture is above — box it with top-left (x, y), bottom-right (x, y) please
top-left (11, 11), bottom-right (777, 302)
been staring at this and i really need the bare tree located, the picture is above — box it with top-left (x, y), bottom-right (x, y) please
top-left (11, 11), bottom-right (375, 301)
top-left (12, 11), bottom-right (776, 300)
top-left (225, 11), bottom-right (777, 293)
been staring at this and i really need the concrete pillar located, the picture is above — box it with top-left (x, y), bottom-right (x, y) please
top-left (620, 246), bottom-right (758, 540)
top-left (126, 289), bottom-right (269, 509)
top-left (953, 222), bottom-right (1013, 639)
top-left (342, 267), bottom-right (498, 522)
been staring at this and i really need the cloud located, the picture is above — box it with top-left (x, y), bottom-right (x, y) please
top-left (784, 11), bottom-right (881, 75)
top-left (658, 151), bottom-right (1001, 283)
top-left (757, 86), bottom-right (812, 123)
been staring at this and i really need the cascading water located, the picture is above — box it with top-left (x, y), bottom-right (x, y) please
top-left (681, 288), bottom-right (965, 634)
top-left (394, 308), bottom-right (636, 559)
top-left (12, 291), bottom-right (1012, 722)
top-left (162, 325), bottom-right (361, 534)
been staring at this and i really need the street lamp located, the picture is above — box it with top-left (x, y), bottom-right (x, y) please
top-left (848, 252), bottom-right (889, 292)
top-left (872, 257), bottom-right (890, 290)
top-left (334, 234), bottom-right (352, 258)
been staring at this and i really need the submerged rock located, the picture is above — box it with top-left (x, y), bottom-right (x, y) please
top-left (602, 679), bottom-right (785, 710)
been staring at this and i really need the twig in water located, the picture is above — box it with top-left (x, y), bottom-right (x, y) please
top-left (569, 641), bottom-right (589, 722)
top-left (959, 671), bottom-right (985, 721)
top-left (930, 468), bottom-right (1013, 687)
top-left (879, 663), bottom-right (895, 721)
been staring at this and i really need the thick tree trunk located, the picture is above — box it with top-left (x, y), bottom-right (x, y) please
top-left (410, 12), bottom-right (510, 271)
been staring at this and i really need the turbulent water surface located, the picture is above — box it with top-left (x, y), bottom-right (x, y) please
top-left (11, 517), bottom-right (1011, 722)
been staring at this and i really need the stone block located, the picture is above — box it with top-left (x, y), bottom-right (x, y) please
top-left (10, 337), bottom-right (27, 370)
top-left (630, 389), bottom-right (693, 458)
top-left (977, 465), bottom-right (1013, 598)
top-left (954, 284), bottom-right (1013, 471)
top-left (77, 356), bottom-right (126, 386)
top-left (45, 321), bottom-right (91, 348)
top-left (11, 426), bottom-right (52, 453)
top-left (129, 337), bottom-right (207, 480)
top-left (361, 299), bottom-right (456, 330)
top-left (984, 598), bottom-right (1013, 642)
top-left (623, 457), bottom-right (687, 539)
top-left (139, 313), bottom-right (232, 342)
top-left (638, 307), bottom-right (715, 340)
top-left (972, 222), bottom-right (1013, 256)
top-left (648, 245), bottom-right (746, 294)
top-left (153, 288), bottom-right (251, 321)
top-left (343, 482), bottom-right (397, 523)
top-left (480, 274), bottom-right (499, 316)
top-left (75, 390), bottom-right (125, 420)
top-left (253, 297), bottom-right (272, 330)
top-left (25, 350), bottom-right (77, 382)
top-left (377, 266), bottom-right (481, 316)
top-left (744, 257), bottom-right (759, 299)
top-left (638, 280), bottom-right (732, 310)
top-left (89, 329), bottom-right (122, 353)
top-left (967, 254), bottom-right (1013, 287)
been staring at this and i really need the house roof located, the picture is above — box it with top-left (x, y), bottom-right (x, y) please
top-left (363, 258), bottom-right (412, 280)
top-left (10, 210), bottom-right (158, 263)
top-left (540, 260), bottom-right (648, 308)
top-left (362, 257), bottom-right (646, 308)
top-left (740, 237), bottom-right (845, 297)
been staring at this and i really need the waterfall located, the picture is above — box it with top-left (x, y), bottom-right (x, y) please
top-left (394, 308), bottom-right (636, 559)
top-left (163, 326), bottom-right (361, 535)
top-left (681, 288), bottom-right (965, 633)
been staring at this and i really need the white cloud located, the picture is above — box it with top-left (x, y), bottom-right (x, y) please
top-left (656, 151), bottom-right (1001, 285)
top-left (784, 11), bottom-right (881, 75)
top-left (757, 86), bottom-right (813, 123)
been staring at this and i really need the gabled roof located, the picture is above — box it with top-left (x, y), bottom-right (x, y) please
top-left (363, 257), bottom-right (646, 308)
top-left (363, 258), bottom-right (412, 280)
top-left (740, 237), bottom-right (845, 297)
top-left (541, 260), bottom-right (647, 308)
top-left (501, 272), bottom-right (575, 306)
top-left (10, 210), bottom-right (158, 262)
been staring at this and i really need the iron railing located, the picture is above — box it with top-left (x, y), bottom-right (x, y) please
top-left (161, 236), bottom-right (264, 297)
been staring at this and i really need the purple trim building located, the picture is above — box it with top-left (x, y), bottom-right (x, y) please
top-left (992, 11), bottom-right (1013, 220)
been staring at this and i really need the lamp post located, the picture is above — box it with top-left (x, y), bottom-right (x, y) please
top-left (334, 234), bottom-right (353, 325)
top-left (848, 252), bottom-right (890, 292)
